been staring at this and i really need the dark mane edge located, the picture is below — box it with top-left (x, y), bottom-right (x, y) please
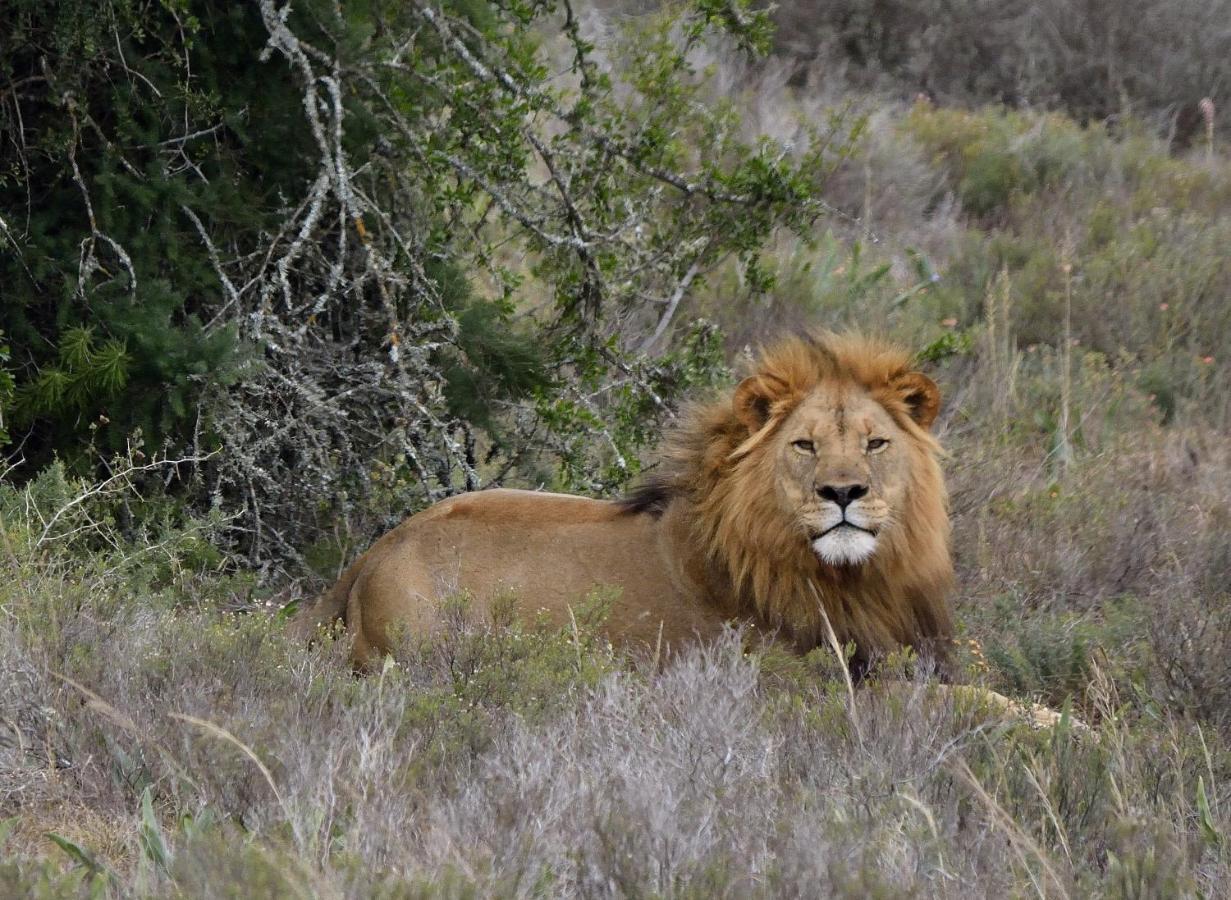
top-left (614, 476), bottom-right (675, 517)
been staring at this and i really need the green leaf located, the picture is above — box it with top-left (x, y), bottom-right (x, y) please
top-left (59, 326), bottom-right (95, 370)
top-left (1197, 776), bottom-right (1223, 849)
top-left (46, 831), bottom-right (114, 883)
top-left (93, 340), bottom-right (131, 395)
top-left (916, 331), bottom-right (973, 364)
top-left (26, 368), bottom-right (69, 415)
top-left (179, 807), bottom-right (217, 843)
top-left (276, 597), bottom-right (302, 622)
top-left (138, 785), bottom-right (172, 872)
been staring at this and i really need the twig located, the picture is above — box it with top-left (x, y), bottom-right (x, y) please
top-left (35, 453), bottom-right (214, 547)
top-left (638, 252), bottom-right (707, 354)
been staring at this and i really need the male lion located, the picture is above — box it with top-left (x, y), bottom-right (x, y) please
top-left (294, 332), bottom-right (957, 676)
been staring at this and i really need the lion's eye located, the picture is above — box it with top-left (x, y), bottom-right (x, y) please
top-left (791, 439), bottom-right (815, 453)
top-left (866, 438), bottom-right (889, 452)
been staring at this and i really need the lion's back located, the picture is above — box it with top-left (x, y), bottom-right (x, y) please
top-left (344, 488), bottom-right (720, 665)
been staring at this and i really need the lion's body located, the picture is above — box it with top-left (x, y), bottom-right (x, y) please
top-left (324, 489), bottom-right (735, 666)
top-left (294, 333), bottom-right (957, 672)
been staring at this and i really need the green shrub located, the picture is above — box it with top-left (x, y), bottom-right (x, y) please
top-left (3, 0), bottom-right (844, 568)
top-left (905, 107), bottom-right (1102, 218)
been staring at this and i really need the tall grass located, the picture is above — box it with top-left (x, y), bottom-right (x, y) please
top-left (1, 375), bottom-right (1229, 896)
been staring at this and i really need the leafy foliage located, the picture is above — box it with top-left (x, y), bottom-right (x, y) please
top-left (1, 0), bottom-right (848, 567)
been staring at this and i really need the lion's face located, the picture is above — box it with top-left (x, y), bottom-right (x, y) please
top-left (772, 382), bottom-right (925, 567)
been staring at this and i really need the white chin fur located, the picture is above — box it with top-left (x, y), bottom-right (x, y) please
top-left (812, 528), bottom-right (878, 566)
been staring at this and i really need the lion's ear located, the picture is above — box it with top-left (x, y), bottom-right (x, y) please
top-left (733, 374), bottom-right (787, 433)
top-left (893, 372), bottom-right (941, 430)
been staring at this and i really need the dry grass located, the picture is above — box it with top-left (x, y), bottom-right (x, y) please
top-left (1, 400), bottom-right (1229, 896)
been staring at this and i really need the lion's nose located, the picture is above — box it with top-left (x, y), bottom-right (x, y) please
top-left (818, 483), bottom-right (869, 508)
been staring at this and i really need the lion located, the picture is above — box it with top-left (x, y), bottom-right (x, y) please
top-left (291, 332), bottom-right (1072, 727)
top-left (295, 329), bottom-right (951, 667)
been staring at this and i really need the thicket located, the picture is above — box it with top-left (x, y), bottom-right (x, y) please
top-left (1, 0), bottom-right (846, 572)
top-left (771, 0), bottom-right (1230, 140)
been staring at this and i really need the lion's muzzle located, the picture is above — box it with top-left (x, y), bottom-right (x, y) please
top-left (809, 495), bottom-right (884, 566)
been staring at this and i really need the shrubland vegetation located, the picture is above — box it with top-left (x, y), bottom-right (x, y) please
top-left (2, 0), bottom-right (1230, 896)
top-left (769, 0), bottom-right (1230, 141)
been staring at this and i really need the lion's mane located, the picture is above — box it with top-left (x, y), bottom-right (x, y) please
top-left (621, 332), bottom-right (955, 670)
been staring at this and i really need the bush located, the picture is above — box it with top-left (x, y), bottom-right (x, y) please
top-left (858, 105), bottom-right (1231, 427)
top-left (1, 0), bottom-right (848, 570)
